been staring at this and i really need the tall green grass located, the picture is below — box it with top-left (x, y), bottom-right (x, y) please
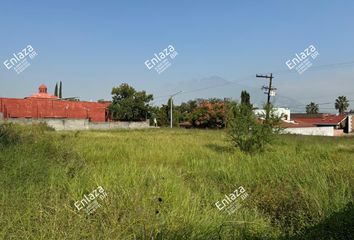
top-left (0, 125), bottom-right (353, 239)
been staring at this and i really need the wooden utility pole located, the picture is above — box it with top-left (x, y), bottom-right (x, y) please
top-left (256, 73), bottom-right (277, 121)
top-left (256, 73), bottom-right (276, 106)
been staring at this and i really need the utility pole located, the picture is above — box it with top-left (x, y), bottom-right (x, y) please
top-left (256, 73), bottom-right (277, 121)
top-left (256, 73), bottom-right (276, 106)
top-left (169, 91), bottom-right (182, 128)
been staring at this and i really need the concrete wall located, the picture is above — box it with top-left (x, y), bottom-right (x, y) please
top-left (89, 120), bottom-right (150, 130)
top-left (0, 118), bottom-right (150, 131)
top-left (282, 126), bottom-right (334, 136)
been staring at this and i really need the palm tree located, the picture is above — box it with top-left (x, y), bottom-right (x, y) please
top-left (306, 102), bottom-right (319, 114)
top-left (335, 96), bottom-right (349, 114)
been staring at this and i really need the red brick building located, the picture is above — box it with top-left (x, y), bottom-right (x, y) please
top-left (0, 84), bottom-right (110, 122)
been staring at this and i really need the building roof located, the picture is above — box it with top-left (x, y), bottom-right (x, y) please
top-left (286, 114), bottom-right (347, 127)
top-left (293, 114), bottom-right (347, 125)
top-left (281, 121), bottom-right (315, 128)
top-left (26, 84), bottom-right (58, 99)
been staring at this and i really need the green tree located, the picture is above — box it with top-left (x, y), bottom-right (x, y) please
top-left (108, 83), bottom-right (153, 121)
top-left (189, 100), bottom-right (225, 128)
top-left (228, 93), bottom-right (281, 153)
top-left (335, 96), bottom-right (349, 114)
top-left (59, 81), bottom-right (62, 98)
top-left (241, 90), bottom-right (251, 107)
top-left (306, 102), bottom-right (319, 114)
top-left (157, 104), bottom-right (170, 126)
top-left (177, 100), bottom-right (197, 122)
top-left (54, 83), bottom-right (58, 97)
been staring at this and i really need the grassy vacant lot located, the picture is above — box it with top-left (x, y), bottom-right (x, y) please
top-left (1, 124), bottom-right (353, 240)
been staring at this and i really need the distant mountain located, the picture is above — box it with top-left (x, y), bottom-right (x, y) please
top-left (161, 76), bottom-right (305, 111)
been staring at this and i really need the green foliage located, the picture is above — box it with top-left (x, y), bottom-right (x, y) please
top-left (228, 101), bottom-right (268, 152)
top-left (0, 126), bottom-right (353, 239)
top-left (0, 123), bottom-right (55, 149)
top-left (108, 83), bottom-right (153, 121)
top-left (241, 90), bottom-right (251, 106)
top-left (157, 104), bottom-right (170, 126)
top-left (59, 81), bottom-right (62, 98)
top-left (0, 123), bottom-right (21, 148)
top-left (190, 101), bottom-right (225, 128)
top-left (175, 98), bottom-right (225, 128)
top-left (54, 83), bottom-right (58, 97)
top-left (228, 92), bottom-right (281, 153)
top-left (154, 99), bottom-right (180, 127)
top-left (335, 96), bottom-right (349, 114)
top-left (306, 102), bottom-right (319, 114)
top-left (2, 96), bottom-right (349, 239)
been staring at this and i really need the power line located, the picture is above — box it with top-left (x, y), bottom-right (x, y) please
top-left (291, 100), bottom-right (354, 108)
top-left (151, 59), bottom-right (354, 105)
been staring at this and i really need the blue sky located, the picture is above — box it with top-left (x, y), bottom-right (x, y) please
top-left (1, 0), bottom-right (354, 112)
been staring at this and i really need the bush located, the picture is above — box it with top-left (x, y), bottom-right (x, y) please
top-left (0, 123), bottom-right (21, 148)
top-left (0, 122), bottom-right (54, 149)
top-left (227, 102), bottom-right (281, 153)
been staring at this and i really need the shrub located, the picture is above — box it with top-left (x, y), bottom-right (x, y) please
top-left (227, 102), bottom-right (281, 153)
top-left (0, 123), bottom-right (21, 148)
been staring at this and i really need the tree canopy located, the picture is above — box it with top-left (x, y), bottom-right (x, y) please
top-left (306, 102), bottom-right (319, 114)
top-left (108, 83), bottom-right (153, 121)
top-left (335, 96), bottom-right (349, 114)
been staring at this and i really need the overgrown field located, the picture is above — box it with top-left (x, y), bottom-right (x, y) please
top-left (0, 124), bottom-right (353, 239)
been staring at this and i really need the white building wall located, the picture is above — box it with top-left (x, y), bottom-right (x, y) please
top-left (254, 108), bottom-right (291, 121)
top-left (282, 127), bottom-right (334, 136)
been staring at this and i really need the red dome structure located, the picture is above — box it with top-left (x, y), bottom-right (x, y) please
top-left (0, 84), bottom-right (110, 122)
top-left (27, 84), bottom-right (58, 99)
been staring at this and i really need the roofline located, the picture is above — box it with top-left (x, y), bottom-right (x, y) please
top-left (315, 123), bottom-right (339, 126)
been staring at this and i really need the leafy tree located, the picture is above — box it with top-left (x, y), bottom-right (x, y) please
top-left (173, 98), bottom-right (226, 128)
top-left (54, 83), bottom-right (58, 97)
top-left (59, 81), bottom-right (62, 98)
top-left (108, 83), bottom-right (153, 121)
top-left (157, 104), bottom-right (170, 126)
top-left (228, 92), bottom-right (281, 153)
top-left (190, 100), bottom-right (225, 128)
top-left (177, 100), bottom-right (198, 123)
top-left (335, 96), bottom-right (349, 114)
top-left (241, 90), bottom-right (251, 106)
top-left (208, 98), bottom-right (223, 104)
top-left (306, 102), bottom-right (319, 114)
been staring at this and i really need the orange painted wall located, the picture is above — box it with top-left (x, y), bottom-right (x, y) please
top-left (0, 98), bottom-right (110, 122)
